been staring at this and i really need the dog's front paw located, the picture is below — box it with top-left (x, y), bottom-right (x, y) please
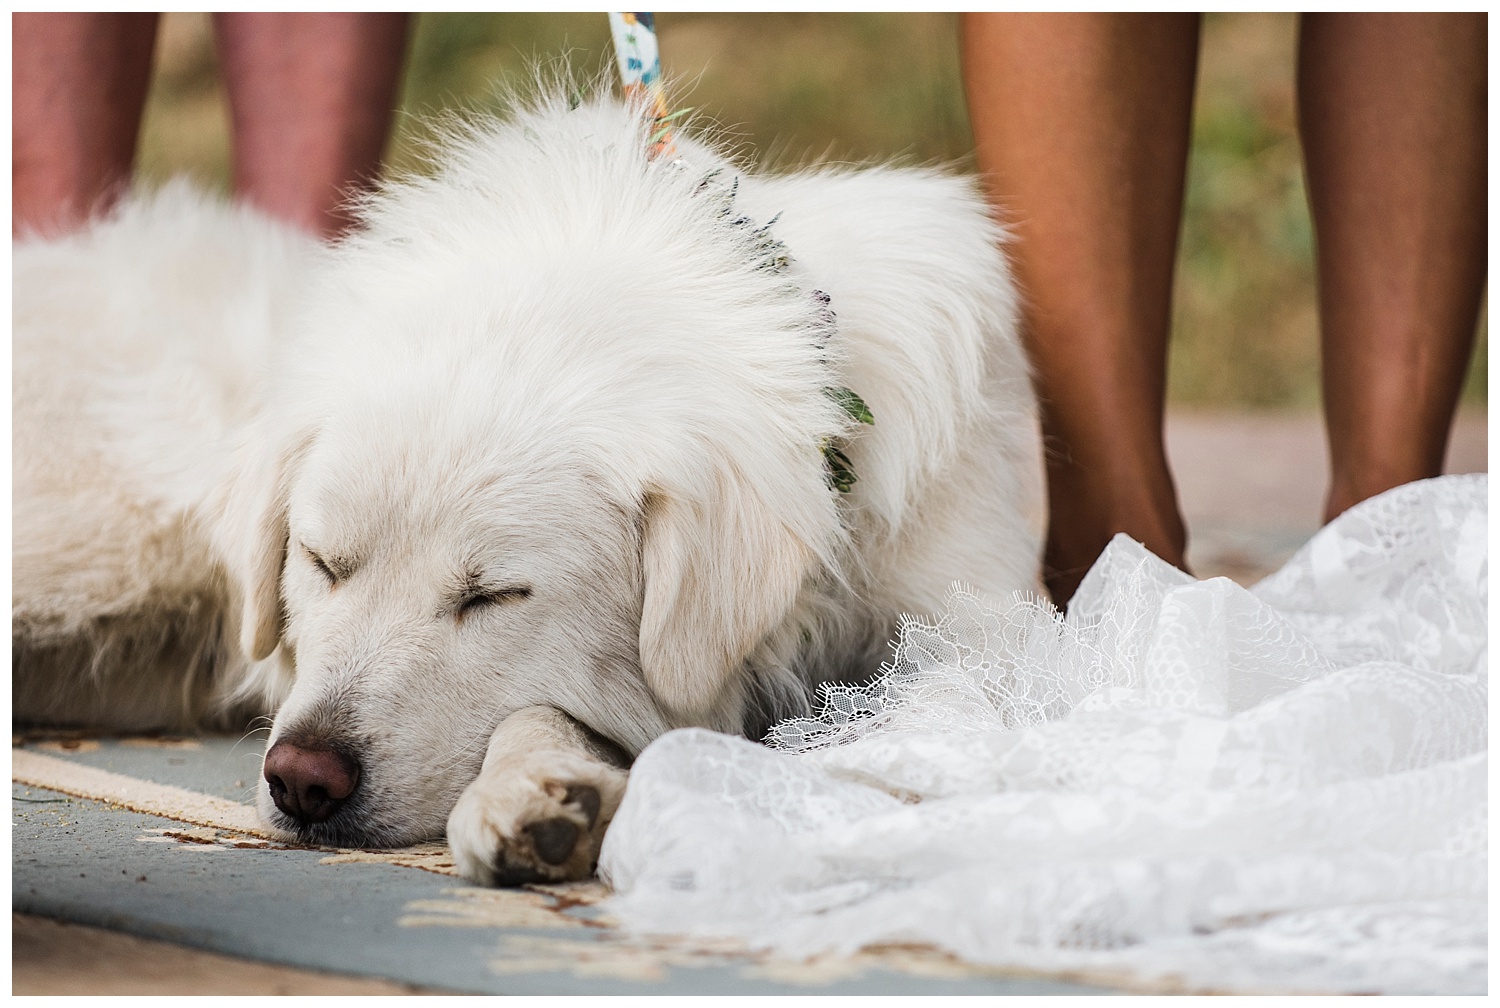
top-left (447, 750), bottom-right (627, 886)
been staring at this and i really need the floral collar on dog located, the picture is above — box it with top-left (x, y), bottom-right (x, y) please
top-left (700, 170), bottom-right (875, 494)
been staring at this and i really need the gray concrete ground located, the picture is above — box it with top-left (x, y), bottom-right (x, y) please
top-left (11, 737), bottom-right (1115, 996)
top-left (13, 410), bottom-right (1488, 995)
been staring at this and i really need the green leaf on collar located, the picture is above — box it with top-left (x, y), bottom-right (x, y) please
top-left (821, 387), bottom-right (873, 493)
top-left (822, 442), bottom-right (859, 494)
top-left (827, 386), bottom-right (874, 426)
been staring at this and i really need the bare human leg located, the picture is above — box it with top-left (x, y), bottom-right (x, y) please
top-left (1299, 13), bottom-right (1487, 523)
top-left (961, 13), bottom-right (1202, 605)
top-left (214, 12), bottom-right (410, 240)
top-left (12, 12), bottom-right (159, 237)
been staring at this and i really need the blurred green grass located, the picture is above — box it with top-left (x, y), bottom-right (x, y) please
top-left (136, 12), bottom-right (1484, 409)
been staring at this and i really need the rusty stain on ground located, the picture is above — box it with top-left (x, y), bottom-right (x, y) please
top-left (477, 930), bottom-right (832, 984)
top-left (526, 880), bottom-right (610, 911)
top-left (400, 886), bottom-right (592, 931)
top-left (479, 927), bottom-right (1162, 990)
top-left (319, 844), bottom-right (457, 877)
top-left (397, 878), bottom-right (1159, 990)
top-left (396, 883), bottom-right (1073, 987)
top-left (489, 933), bottom-right (701, 983)
top-left (133, 827), bottom-right (465, 876)
top-left (477, 930), bottom-right (990, 986)
top-left (14, 730), bottom-right (203, 751)
top-left (138, 826), bottom-right (305, 853)
top-left (32, 739), bottom-right (103, 754)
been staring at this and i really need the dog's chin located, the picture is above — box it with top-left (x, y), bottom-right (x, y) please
top-left (255, 791), bottom-right (445, 850)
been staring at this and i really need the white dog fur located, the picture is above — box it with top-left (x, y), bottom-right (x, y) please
top-left (13, 89), bottom-right (1040, 884)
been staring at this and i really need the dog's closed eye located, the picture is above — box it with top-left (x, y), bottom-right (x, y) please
top-left (303, 545), bottom-right (347, 586)
top-left (456, 587), bottom-right (532, 621)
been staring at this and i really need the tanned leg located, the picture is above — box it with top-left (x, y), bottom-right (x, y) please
top-left (12, 13), bottom-right (159, 237)
top-left (961, 13), bottom-right (1202, 605)
top-left (1298, 13), bottom-right (1487, 522)
top-left (214, 12), bottom-right (409, 239)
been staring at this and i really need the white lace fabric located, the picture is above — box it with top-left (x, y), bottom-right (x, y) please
top-left (600, 475), bottom-right (1488, 994)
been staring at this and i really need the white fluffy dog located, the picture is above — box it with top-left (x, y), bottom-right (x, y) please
top-left (13, 90), bottom-right (1039, 884)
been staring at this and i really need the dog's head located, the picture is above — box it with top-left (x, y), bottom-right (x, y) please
top-left (216, 99), bottom-right (854, 847)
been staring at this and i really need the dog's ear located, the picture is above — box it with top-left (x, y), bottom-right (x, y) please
top-left (637, 474), bottom-right (817, 725)
top-left (213, 427), bottom-right (304, 662)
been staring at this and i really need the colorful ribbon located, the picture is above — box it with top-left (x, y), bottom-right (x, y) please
top-left (608, 12), bottom-right (680, 159)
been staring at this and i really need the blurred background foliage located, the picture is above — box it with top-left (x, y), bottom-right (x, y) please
top-left (138, 12), bottom-right (1484, 409)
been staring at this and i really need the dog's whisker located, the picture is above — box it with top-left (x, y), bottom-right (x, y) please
top-left (228, 724), bottom-right (274, 762)
top-left (426, 733), bottom-right (492, 779)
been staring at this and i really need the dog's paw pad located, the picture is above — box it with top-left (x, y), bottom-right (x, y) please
top-left (448, 758), bottom-right (625, 887)
top-left (524, 816), bottom-right (581, 866)
top-left (561, 783), bottom-right (601, 827)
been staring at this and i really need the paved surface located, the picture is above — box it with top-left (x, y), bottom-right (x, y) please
top-left (12, 737), bottom-right (1113, 995)
top-left (1169, 409), bottom-right (1487, 585)
top-left (12, 410), bottom-right (1487, 995)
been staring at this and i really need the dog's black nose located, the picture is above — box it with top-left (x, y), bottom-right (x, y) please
top-left (263, 741), bottom-right (360, 825)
